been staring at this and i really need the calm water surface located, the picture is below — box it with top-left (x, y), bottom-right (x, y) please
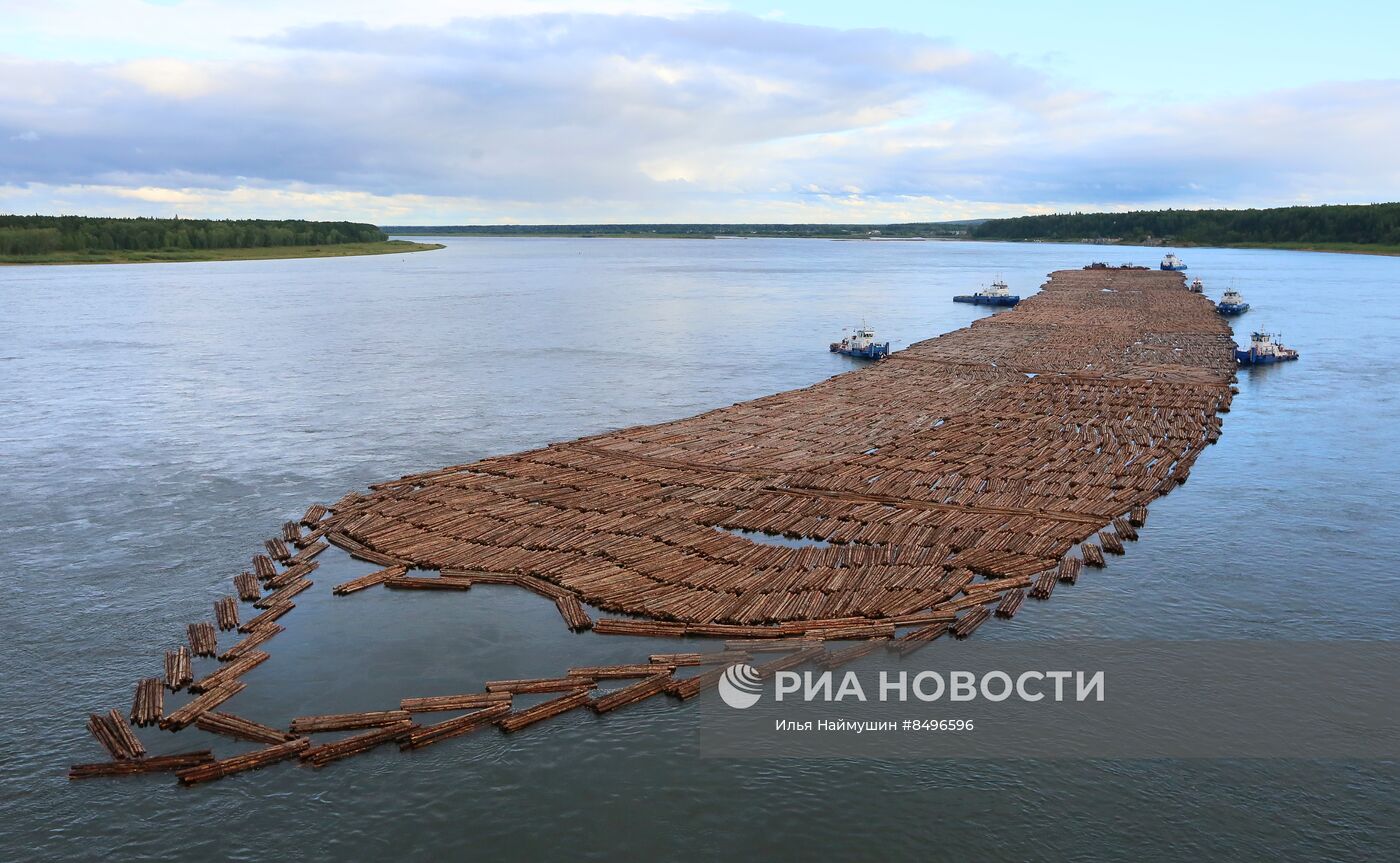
top-left (2, 238), bottom-right (1397, 860)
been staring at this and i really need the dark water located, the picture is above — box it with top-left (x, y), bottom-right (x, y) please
top-left (3, 238), bottom-right (1398, 861)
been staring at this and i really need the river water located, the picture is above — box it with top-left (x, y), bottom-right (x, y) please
top-left (2, 238), bottom-right (1397, 860)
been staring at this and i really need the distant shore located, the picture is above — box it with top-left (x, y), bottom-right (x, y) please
top-left (0, 239), bottom-right (444, 266)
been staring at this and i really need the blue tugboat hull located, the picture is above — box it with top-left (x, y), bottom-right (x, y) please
top-left (1160, 264), bottom-right (1188, 271)
top-left (952, 295), bottom-right (1020, 306)
top-left (1236, 349), bottom-right (1298, 365)
top-left (1217, 303), bottom-right (1250, 315)
top-left (831, 343), bottom-right (890, 360)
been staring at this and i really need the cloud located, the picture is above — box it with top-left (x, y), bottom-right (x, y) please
top-left (0, 9), bottom-right (1396, 221)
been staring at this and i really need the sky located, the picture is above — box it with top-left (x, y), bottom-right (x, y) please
top-left (1, 0), bottom-right (1397, 224)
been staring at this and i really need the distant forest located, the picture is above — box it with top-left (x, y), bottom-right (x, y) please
top-left (384, 222), bottom-right (977, 239)
top-left (0, 215), bottom-right (386, 256)
top-left (970, 203), bottom-right (1400, 246)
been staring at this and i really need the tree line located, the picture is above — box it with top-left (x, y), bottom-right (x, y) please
top-left (383, 222), bottom-right (972, 238)
top-left (970, 203), bottom-right (1400, 246)
top-left (0, 215), bottom-right (386, 256)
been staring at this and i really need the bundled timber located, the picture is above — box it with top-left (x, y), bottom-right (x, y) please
top-left (667, 665), bottom-right (729, 699)
top-left (648, 651), bottom-right (752, 667)
top-left (177, 738), bottom-right (309, 786)
top-left (288, 541), bottom-right (328, 567)
top-left (755, 645), bottom-right (826, 677)
top-left (265, 561), bottom-right (318, 590)
top-left (1081, 543), bottom-right (1106, 568)
top-left (1113, 517), bottom-right (1139, 542)
top-left (554, 594), bottom-right (593, 631)
top-left (1099, 530), bottom-right (1125, 555)
top-left (401, 703), bottom-right (511, 750)
top-left (400, 692), bottom-right (512, 713)
top-left (590, 674), bottom-right (672, 714)
top-left (164, 646), bottom-right (192, 690)
top-left (282, 521), bottom-right (303, 544)
top-left (818, 639), bottom-right (885, 669)
top-left (498, 689), bottom-right (592, 733)
top-left (218, 624), bottom-right (283, 661)
top-left (251, 554), bottom-right (277, 581)
top-left (255, 578), bottom-right (312, 609)
top-left (130, 678), bottom-right (163, 727)
top-left (161, 681), bottom-right (246, 731)
top-left (238, 602), bottom-right (293, 633)
top-left (303, 720), bottom-right (415, 767)
top-left (1030, 571), bottom-right (1057, 600)
top-left (87, 710), bottom-right (144, 760)
top-left (289, 710), bottom-right (412, 734)
top-left (569, 664), bottom-right (674, 679)
top-left (214, 596), bottom-right (240, 631)
top-left (951, 607), bottom-right (991, 639)
top-left (332, 565), bottom-right (407, 596)
top-left (891, 621), bottom-right (949, 657)
top-left (70, 751), bottom-right (212, 780)
top-left (320, 268), bottom-right (1230, 629)
top-left (384, 575), bottom-right (471, 591)
top-left (187, 622), bottom-right (217, 657)
top-left (995, 588), bottom-right (1026, 618)
top-left (1057, 557), bottom-right (1082, 584)
top-left (234, 572), bottom-right (261, 602)
top-left (195, 712), bottom-right (295, 745)
top-left (486, 676), bottom-right (596, 695)
top-left (190, 651), bottom-right (268, 693)
top-left (301, 504), bottom-right (329, 526)
top-left (1129, 505), bottom-right (1148, 527)
top-left (264, 538), bottom-right (291, 563)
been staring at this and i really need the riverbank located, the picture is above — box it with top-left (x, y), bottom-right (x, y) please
top-left (0, 239), bottom-right (444, 266)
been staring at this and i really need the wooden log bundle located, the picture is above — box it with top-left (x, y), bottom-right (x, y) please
top-left (255, 578), bottom-right (312, 609)
top-left (161, 682), bottom-right (246, 731)
top-left (195, 712), bottom-right (296, 745)
top-left (177, 738), bottom-right (309, 786)
top-left (648, 651), bottom-right (752, 667)
top-left (486, 676), bottom-right (597, 695)
top-left (400, 692), bottom-right (512, 713)
top-left (130, 678), bottom-right (163, 727)
top-left (818, 639), bottom-right (886, 669)
top-left (289, 710), bottom-right (412, 734)
top-left (1129, 505), bottom-right (1148, 527)
top-left (301, 504), bottom-right (329, 526)
top-left (302, 720), bottom-right (416, 767)
top-left (1099, 530), bottom-right (1125, 555)
top-left (568, 664), bottom-right (674, 680)
top-left (951, 606), bottom-right (991, 639)
top-left (384, 575), bottom-right (471, 591)
top-left (400, 703), bottom-right (511, 750)
top-left (282, 520), bottom-right (303, 544)
top-left (190, 651), bottom-right (268, 693)
top-left (186, 622), bottom-right (218, 657)
top-left (1030, 570), bottom-right (1057, 600)
top-left (265, 560), bottom-right (317, 590)
top-left (1112, 517), bottom-right (1139, 542)
top-left (69, 751), bottom-right (214, 780)
top-left (891, 621), bottom-right (949, 657)
top-left (214, 596), bottom-right (240, 631)
top-left (218, 624), bottom-right (283, 661)
top-left (667, 665), bottom-right (730, 699)
top-left (251, 554), bottom-right (277, 581)
top-left (234, 572), bottom-right (261, 602)
top-left (995, 588), bottom-right (1027, 618)
top-left (287, 541), bottom-right (328, 567)
top-left (87, 710), bottom-right (144, 760)
top-left (1057, 557), bottom-right (1082, 584)
top-left (554, 594), bottom-right (593, 631)
top-left (264, 537), bottom-right (291, 563)
top-left (164, 646), bottom-right (192, 690)
top-left (590, 674), bottom-right (672, 714)
top-left (332, 565), bottom-right (406, 596)
top-left (498, 689), bottom-right (593, 733)
top-left (1081, 543), bottom-right (1106, 568)
top-left (238, 602), bottom-right (293, 633)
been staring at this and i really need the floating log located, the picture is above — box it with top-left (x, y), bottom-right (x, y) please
top-left (498, 689), bottom-right (592, 733)
top-left (754, 645), bottom-right (826, 678)
top-left (303, 720), bottom-right (416, 767)
top-left (214, 596), bottom-right (240, 631)
top-left (1057, 557), bottom-right (1082, 584)
top-left (187, 622), bottom-right (218, 657)
top-left (195, 712), bottom-right (296, 745)
top-left (282, 521), bottom-right (303, 544)
top-left (1129, 505), bottom-right (1148, 527)
top-left (301, 504), bottom-right (329, 526)
top-left (161, 681), bottom-right (246, 731)
top-left (218, 624), bottom-right (283, 661)
top-left (164, 646), bottom-right (192, 690)
top-left (1030, 570), bottom-right (1057, 600)
top-left (554, 594), bottom-right (593, 632)
top-left (287, 541), bottom-right (328, 567)
top-left (723, 638), bottom-right (820, 654)
top-left (87, 710), bottom-right (144, 760)
top-left (238, 602), bottom-right (293, 633)
top-left (891, 621), bottom-right (949, 657)
top-left (177, 737), bottom-right (309, 786)
top-left (667, 666), bottom-right (728, 700)
top-left (400, 692), bottom-right (512, 713)
top-left (802, 621), bottom-right (895, 641)
top-left (384, 575), bottom-right (472, 591)
top-left (1099, 530), bottom-right (1125, 555)
top-left (264, 537), bottom-right (291, 563)
top-left (130, 678), bottom-right (163, 727)
top-left (251, 554), bottom-right (277, 581)
top-left (234, 572), bottom-right (261, 602)
top-left (951, 606), bottom-right (991, 639)
top-left (401, 703), bottom-right (512, 750)
top-left (265, 561), bottom-right (318, 590)
top-left (568, 664), bottom-right (674, 679)
top-left (255, 577), bottom-right (312, 608)
top-left (590, 674), bottom-right (672, 714)
top-left (332, 565), bottom-right (407, 596)
top-left (994, 588), bottom-right (1026, 618)
top-left (69, 751), bottom-right (214, 780)
top-left (648, 651), bottom-right (752, 667)
top-left (818, 639), bottom-right (885, 669)
top-left (1081, 543), bottom-right (1106, 568)
top-left (592, 618), bottom-right (688, 637)
top-left (190, 651), bottom-right (268, 693)
top-left (1112, 517), bottom-right (1139, 542)
top-left (486, 676), bottom-right (597, 695)
top-left (289, 710), bottom-right (412, 734)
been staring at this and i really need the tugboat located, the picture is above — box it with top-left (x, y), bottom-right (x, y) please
top-left (953, 278), bottom-right (1020, 307)
top-left (1235, 331), bottom-right (1299, 365)
top-left (1217, 286), bottom-right (1250, 315)
top-left (1160, 253), bottom-right (1188, 271)
top-left (1189, 277), bottom-right (1204, 293)
top-left (830, 323), bottom-right (890, 360)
